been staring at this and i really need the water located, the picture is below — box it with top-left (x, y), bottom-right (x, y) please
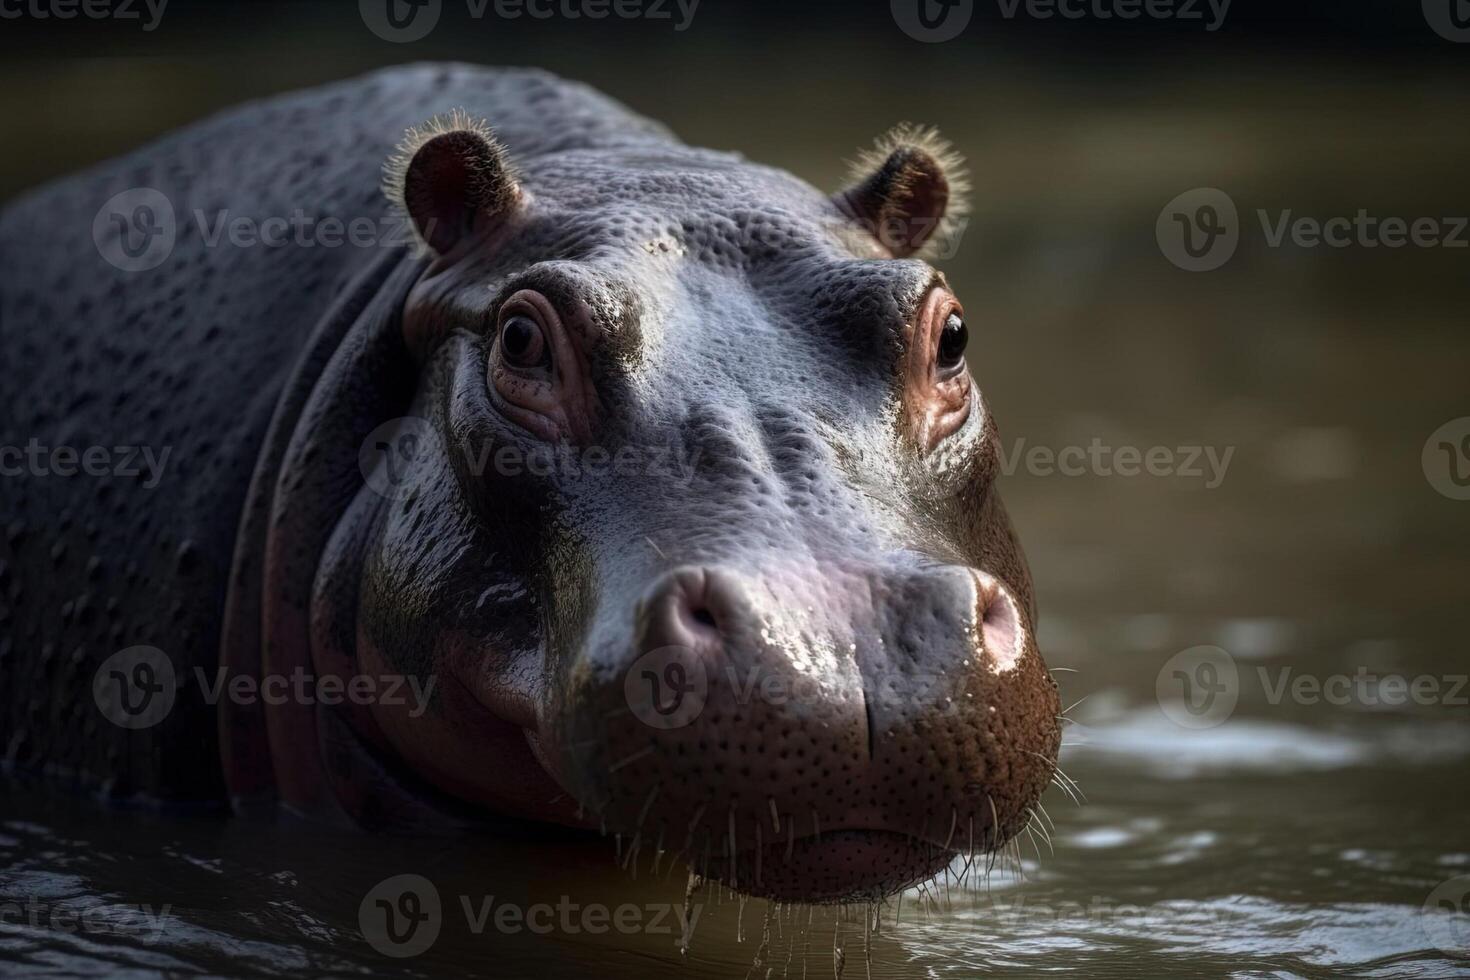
top-left (3, 717), bottom-right (1466, 977)
top-left (3, 27), bottom-right (1469, 980)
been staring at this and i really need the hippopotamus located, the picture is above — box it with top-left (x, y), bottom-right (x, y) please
top-left (0, 63), bottom-right (1061, 904)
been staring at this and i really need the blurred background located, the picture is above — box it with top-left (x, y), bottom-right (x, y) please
top-left (2, 1), bottom-right (1468, 976)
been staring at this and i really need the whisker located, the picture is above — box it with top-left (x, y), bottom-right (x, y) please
top-left (755, 819), bottom-right (762, 889)
top-left (1024, 748), bottom-right (1087, 804)
top-left (986, 795), bottom-right (1000, 877)
top-left (1036, 801), bottom-right (1057, 834)
top-left (966, 816), bottom-right (975, 884)
top-left (652, 823), bottom-right (666, 875)
top-left (681, 801), bottom-right (708, 854)
top-left (1051, 776), bottom-right (1083, 807)
top-left (1053, 766), bottom-right (1087, 803)
top-left (636, 784), bottom-right (660, 829)
top-left (1061, 694), bottom-right (1090, 716)
top-left (728, 807), bottom-right (738, 891)
top-left (1027, 808), bottom-right (1053, 856)
top-left (621, 832), bottom-right (642, 873)
top-left (1024, 822), bottom-right (1044, 864)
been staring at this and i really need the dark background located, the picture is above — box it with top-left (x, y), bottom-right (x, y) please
top-left (3, 0), bottom-right (1470, 200)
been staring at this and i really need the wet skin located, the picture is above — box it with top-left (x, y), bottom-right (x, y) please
top-left (0, 65), bottom-right (1060, 905)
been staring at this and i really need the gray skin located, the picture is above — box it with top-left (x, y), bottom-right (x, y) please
top-left (0, 64), bottom-right (1061, 903)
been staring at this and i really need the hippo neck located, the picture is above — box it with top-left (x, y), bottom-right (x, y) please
top-left (219, 247), bottom-right (461, 829)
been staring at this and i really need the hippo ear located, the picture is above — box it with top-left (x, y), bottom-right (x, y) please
top-left (384, 109), bottom-right (522, 255)
top-left (833, 124), bottom-right (970, 260)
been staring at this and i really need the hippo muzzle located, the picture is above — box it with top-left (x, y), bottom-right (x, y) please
top-left (555, 555), bottom-right (1057, 902)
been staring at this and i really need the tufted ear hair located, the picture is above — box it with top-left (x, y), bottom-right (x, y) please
top-left (833, 124), bottom-right (970, 260)
top-left (384, 108), bottom-right (523, 256)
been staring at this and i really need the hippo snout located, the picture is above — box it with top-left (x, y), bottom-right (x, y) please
top-left (553, 560), bottom-right (1061, 903)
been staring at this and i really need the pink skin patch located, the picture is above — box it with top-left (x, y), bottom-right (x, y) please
top-left (974, 571), bottom-right (1023, 674)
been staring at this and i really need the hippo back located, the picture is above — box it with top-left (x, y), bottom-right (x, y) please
top-left (0, 64), bottom-right (675, 804)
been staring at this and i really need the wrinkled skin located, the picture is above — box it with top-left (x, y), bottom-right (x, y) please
top-left (0, 64), bottom-right (1060, 905)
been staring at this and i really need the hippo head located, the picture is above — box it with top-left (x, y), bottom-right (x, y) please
top-left (346, 110), bottom-right (1061, 904)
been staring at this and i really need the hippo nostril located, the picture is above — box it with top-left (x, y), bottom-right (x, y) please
top-left (975, 573), bottom-right (1023, 673)
top-left (639, 567), bottom-right (733, 654)
top-left (675, 597), bottom-right (721, 639)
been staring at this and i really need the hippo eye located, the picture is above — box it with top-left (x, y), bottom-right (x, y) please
top-left (499, 314), bottom-right (548, 369)
top-left (905, 288), bottom-right (972, 452)
top-left (936, 312), bottom-right (968, 372)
